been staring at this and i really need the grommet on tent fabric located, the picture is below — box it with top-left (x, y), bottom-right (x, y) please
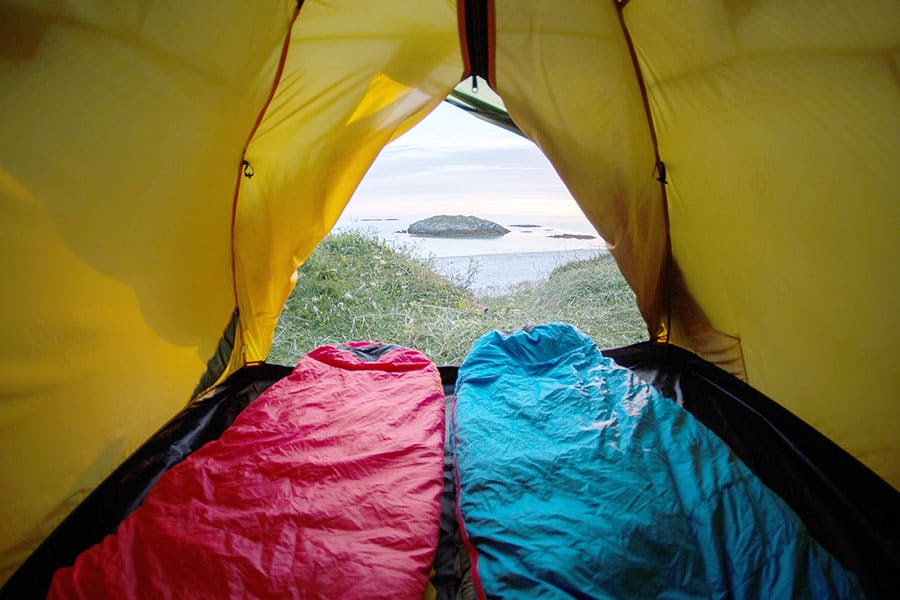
top-left (471, 75), bottom-right (478, 93)
top-left (656, 160), bottom-right (668, 184)
top-left (242, 160), bottom-right (254, 179)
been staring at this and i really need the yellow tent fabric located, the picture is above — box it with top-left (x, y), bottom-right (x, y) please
top-left (493, 0), bottom-right (669, 344)
top-left (230, 0), bottom-right (463, 372)
top-left (0, 0), bottom-right (297, 582)
top-left (623, 0), bottom-right (900, 485)
top-left (0, 0), bottom-right (897, 584)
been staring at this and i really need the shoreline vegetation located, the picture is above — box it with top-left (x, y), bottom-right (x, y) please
top-left (269, 230), bottom-right (646, 366)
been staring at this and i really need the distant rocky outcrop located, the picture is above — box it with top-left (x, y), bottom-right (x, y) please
top-left (547, 233), bottom-right (596, 240)
top-left (408, 215), bottom-right (509, 237)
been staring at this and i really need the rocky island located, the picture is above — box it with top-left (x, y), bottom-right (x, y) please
top-left (407, 215), bottom-right (510, 237)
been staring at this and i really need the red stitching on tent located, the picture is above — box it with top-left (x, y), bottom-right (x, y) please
top-left (228, 4), bottom-right (304, 363)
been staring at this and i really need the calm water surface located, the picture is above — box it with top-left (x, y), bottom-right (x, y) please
top-left (334, 213), bottom-right (606, 259)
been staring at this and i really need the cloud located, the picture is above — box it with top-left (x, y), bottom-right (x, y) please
top-left (387, 135), bottom-right (531, 156)
top-left (345, 101), bottom-right (585, 222)
top-left (384, 102), bottom-right (535, 157)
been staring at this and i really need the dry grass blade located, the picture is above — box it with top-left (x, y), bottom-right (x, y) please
top-left (268, 231), bottom-right (646, 366)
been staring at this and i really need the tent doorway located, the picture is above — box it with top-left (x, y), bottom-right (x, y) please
top-left (267, 99), bottom-right (646, 366)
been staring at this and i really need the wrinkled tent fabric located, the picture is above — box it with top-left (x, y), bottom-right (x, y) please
top-left (492, 0), bottom-right (900, 483)
top-left (48, 343), bottom-right (445, 598)
top-left (453, 324), bottom-right (863, 599)
top-left (0, 0), bottom-right (897, 583)
top-left (229, 0), bottom-right (464, 372)
top-left (0, 1), bottom-right (298, 581)
top-left (0, 0), bottom-right (462, 580)
top-left (623, 1), bottom-right (900, 485)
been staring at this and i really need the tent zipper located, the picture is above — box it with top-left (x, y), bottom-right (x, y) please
top-left (464, 0), bottom-right (489, 92)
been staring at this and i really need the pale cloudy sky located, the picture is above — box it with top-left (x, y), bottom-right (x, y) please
top-left (341, 102), bottom-right (587, 222)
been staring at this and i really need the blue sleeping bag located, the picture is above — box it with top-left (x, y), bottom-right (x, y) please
top-left (452, 324), bottom-right (862, 599)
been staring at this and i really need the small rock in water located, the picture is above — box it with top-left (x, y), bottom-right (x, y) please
top-left (547, 233), bottom-right (596, 240)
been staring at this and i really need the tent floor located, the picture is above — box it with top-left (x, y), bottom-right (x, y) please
top-left (3, 342), bottom-right (898, 599)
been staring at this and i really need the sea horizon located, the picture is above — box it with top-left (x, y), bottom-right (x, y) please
top-left (334, 212), bottom-right (606, 259)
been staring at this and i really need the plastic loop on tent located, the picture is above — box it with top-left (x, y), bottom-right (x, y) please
top-left (656, 161), bottom-right (668, 184)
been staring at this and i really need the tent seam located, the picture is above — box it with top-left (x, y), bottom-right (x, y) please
top-left (614, 0), bottom-right (673, 343)
top-left (487, 0), bottom-right (496, 89)
top-left (228, 2), bottom-right (304, 366)
top-left (457, 0), bottom-right (471, 79)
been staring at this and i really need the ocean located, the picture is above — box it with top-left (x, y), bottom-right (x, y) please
top-left (326, 101), bottom-right (609, 294)
top-left (429, 249), bottom-right (602, 296)
top-left (333, 213), bottom-right (609, 296)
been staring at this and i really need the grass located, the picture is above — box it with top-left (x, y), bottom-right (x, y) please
top-left (268, 230), bottom-right (647, 366)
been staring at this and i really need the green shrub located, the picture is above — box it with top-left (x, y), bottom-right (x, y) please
top-left (268, 231), bottom-right (646, 366)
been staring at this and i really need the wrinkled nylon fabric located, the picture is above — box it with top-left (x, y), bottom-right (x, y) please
top-left (0, 1), bottom-right (296, 583)
top-left (453, 324), bottom-right (863, 599)
top-left (493, 0), bottom-right (668, 340)
top-left (623, 0), bottom-right (900, 484)
top-left (48, 343), bottom-right (445, 599)
top-left (229, 0), bottom-right (463, 371)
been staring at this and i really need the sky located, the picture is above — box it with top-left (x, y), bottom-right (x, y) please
top-left (338, 102), bottom-right (590, 224)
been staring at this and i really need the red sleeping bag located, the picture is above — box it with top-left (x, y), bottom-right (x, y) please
top-left (49, 343), bottom-right (446, 599)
